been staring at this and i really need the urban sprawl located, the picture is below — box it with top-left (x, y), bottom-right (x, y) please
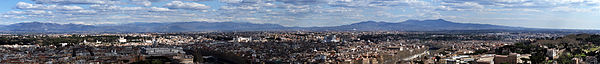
top-left (0, 31), bottom-right (599, 64)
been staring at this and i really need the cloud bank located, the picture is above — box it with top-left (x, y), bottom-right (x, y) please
top-left (1, 0), bottom-right (599, 29)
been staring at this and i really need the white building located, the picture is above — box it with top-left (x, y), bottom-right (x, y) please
top-left (96, 40), bottom-right (102, 44)
top-left (118, 37), bottom-right (127, 43)
top-left (233, 37), bottom-right (252, 42)
top-left (547, 49), bottom-right (561, 59)
top-left (323, 35), bottom-right (339, 42)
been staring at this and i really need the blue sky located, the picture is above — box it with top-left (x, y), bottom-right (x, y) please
top-left (0, 0), bottom-right (599, 29)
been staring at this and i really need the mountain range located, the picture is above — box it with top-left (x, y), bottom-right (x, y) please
top-left (312, 19), bottom-right (531, 31)
top-left (0, 19), bottom-right (554, 32)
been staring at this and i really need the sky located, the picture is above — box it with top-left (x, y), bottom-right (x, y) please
top-left (0, 0), bottom-right (599, 29)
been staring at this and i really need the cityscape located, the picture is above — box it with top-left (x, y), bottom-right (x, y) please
top-left (0, 31), bottom-right (599, 64)
top-left (1, 0), bottom-right (600, 64)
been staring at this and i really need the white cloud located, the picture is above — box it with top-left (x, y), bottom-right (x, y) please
top-left (150, 7), bottom-right (174, 12)
top-left (8, 10), bottom-right (53, 15)
top-left (441, 0), bottom-right (600, 8)
top-left (90, 5), bottom-right (145, 11)
top-left (133, 1), bottom-right (153, 6)
top-left (276, 0), bottom-right (321, 5)
top-left (164, 1), bottom-right (211, 10)
top-left (63, 10), bottom-right (97, 14)
top-left (60, 6), bottom-right (85, 10)
top-left (551, 6), bottom-right (596, 12)
top-left (31, 0), bottom-right (121, 4)
top-left (0, 0), bottom-right (594, 28)
top-left (219, 0), bottom-right (242, 3)
top-left (371, 0), bottom-right (430, 6)
top-left (325, 0), bottom-right (430, 7)
top-left (436, 0), bottom-right (600, 13)
top-left (16, 2), bottom-right (84, 10)
top-left (184, 0), bottom-right (214, 2)
top-left (493, 0), bottom-right (528, 3)
top-left (440, 2), bottom-right (485, 11)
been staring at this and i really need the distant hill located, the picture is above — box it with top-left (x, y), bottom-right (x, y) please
top-left (105, 22), bottom-right (290, 32)
top-left (4, 22), bottom-right (291, 32)
top-left (0, 25), bottom-right (6, 31)
top-left (317, 19), bottom-right (532, 31)
top-left (6, 22), bottom-right (97, 32)
top-left (0, 19), bottom-right (572, 32)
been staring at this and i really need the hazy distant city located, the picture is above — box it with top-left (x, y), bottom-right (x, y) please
top-left (1, 0), bottom-right (600, 64)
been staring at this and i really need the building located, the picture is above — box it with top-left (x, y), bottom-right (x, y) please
top-left (142, 47), bottom-right (186, 56)
top-left (172, 55), bottom-right (195, 64)
top-left (547, 49), bottom-right (562, 59)
top-left (517, 54), bottom-right (531, 64)
top-left (494, 53), bottom-right (518, 64)
top-left (233, 37), bottom-right (252, 42)
top-left (323, 35), bottom-right (339, 42)
top-left (118, 37), bottom-right (127, 43)
top-left (475, 54), bottom-right (495, 64)
top-left (475, 57), bottom-right (494, 64)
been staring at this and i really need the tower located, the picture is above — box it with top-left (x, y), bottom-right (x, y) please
top-left (152, 38), bottom-right (157, 47)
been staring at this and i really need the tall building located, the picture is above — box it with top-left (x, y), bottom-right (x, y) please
top-left (152, 38), bottom-right (157, 47)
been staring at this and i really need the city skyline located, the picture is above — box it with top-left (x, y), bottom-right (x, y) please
top-left (0, 0), bottom-right (599, 29)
